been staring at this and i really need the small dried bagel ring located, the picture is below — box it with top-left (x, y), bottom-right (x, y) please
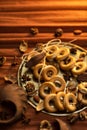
top-left (60, 55), bottom-right (76, 70)
top-left (42, 65), bottom-right (58, 81)
top-left (44, 94), bottom-right (57, 112)
top-left (46, 45), bottom-right (59, 60)
top-left (78, 92), bottom-right (87, 105)
top-left (72, 61), bottom-right (87, 75)
top-left (39, 82), bottom-right (56, 98)
top-left (55, 92), bottom-right (65, 111)
top-left (33, 63), bottom-right (44, 80)
top-left (56, 47), bottom-right (70, 61)
top-left (50, 76), bottom-right (66, 92)
top-left (64, 93), bottom-right (77, 112)
top-left (78, 82), bottom-right (87, 94)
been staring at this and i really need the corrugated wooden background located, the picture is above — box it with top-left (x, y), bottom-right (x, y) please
top-left (0, 0), bottom-right (87, 48)
top-left (0, 0), bottom-right (87, 130)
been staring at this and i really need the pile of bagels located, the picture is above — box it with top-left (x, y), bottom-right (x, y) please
top-left (31, 40), bottom-right (87, 113)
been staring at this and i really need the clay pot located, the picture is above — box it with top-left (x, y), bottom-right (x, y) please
top-left (0, 83), bottom-right (27, 124)
top-left (53, 118), bottom-right (71, 130)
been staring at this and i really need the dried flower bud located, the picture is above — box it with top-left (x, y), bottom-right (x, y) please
top-left (19, 41), bottom-right (28, 53)
top-left (54, 28), bottom-right (63, 37)
top-left (67, 113), bottom-right (79, 124)
top-left (79, 111), bottom-right (87, 121)
top-left (40, 120), bottom-right (52, 130)
top-left (30, 28), bottom-right (39, 35)
top-left (70, 47), bottom-right (77, 54)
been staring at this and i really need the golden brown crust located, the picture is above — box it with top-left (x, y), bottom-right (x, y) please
top-left (44, 94), bottom-right (57, 112)
top-left (55, 92), bottom-right (65, 111)
top-left (64, 93), bottom-right (77, 112)
top-left (33, 63), bottom-right (44, 80)
top-left (46, 45), bottom-right (59, 60)
top-left (56, 47), bottom-right (70, 61)
top-left (72, 61), bottom-right (87, 75)
top-left (78, 82), bottom-right (87, 94)
top-left (39, 82), bottom-right (56, 99)
top-left (50, 76), bottom-right (66, 92)
top-left (77, 92), bottom-right (87, 105)
top-left (59, 55), bottom-right (76, 70)
top-left (42, 65), bottom-right (58, 81)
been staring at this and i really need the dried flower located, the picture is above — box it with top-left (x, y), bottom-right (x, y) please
top-left (54, 28), bottom-right (63, 37)
top-left (40, 120), bottom-right (52, 130)
top-left (30, 28), bottom-right (39, 35)
top-left (19, 41), bottom-right (28, 53)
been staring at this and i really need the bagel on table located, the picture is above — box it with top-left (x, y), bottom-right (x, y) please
top-left (46, 45), bottom-right (59, 60)
top-left (77, 92), bottom-right (87, 105)
top-left (39, 82), bottom-right (57, 99)
top-left (55, 91), bottom-right (65, 111)
top-left (56, 47), bottom-right (70, 61)
top-left (50, 76), bottom-right (66, 92)
top-left (64, 93), bottom-right (77, 112)
top-left (42, 65), bottom-right (58, 81)
top-left (33, 63), bottom-right (44, 80)
top-left (72, 61), bottom-right (87, 75)
top-left (78, 82), bottom-right (87, 94)
top-left (59, 55), bottom-right (76, 70)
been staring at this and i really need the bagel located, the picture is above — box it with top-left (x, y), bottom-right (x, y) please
top-left (44, 94), bottom-right (57, 112)
top-left (64, 93), bottom-right (77, 112)
top-left (42, 65), bottom-right (58, 81)
top-left (77, 92), bottom-right (87, 105)
top-left (39, 82), bottom-right (56, 99)
top-left (33, 63), bottom-right (44, 80)
top-left (79, 51), bottom-right (86, 59)
top-left (50, 76), bottom-right (66, 92)
top-left (46, 45), bottom-right (59, 60)
top-left (72, 61), bottom-right (87, 75)
top-left (55, 92), bottom-right (65, 111)
top-left (59, 55), bottom-right (76, 70)
top-left (78, 82), bottom-right (87, 94)
top-left (56, 47), bottom-right (70, 61)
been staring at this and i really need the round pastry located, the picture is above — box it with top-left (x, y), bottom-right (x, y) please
top-left (79, 51), bottom-right (86, 59)
top-left (18, 38), bottom-right (87, 116)
top-left (42, 65), bottom-right (58, 81)
top-left (72, 61), bottom-right (87, 75)
top-left (33, 63), bottom-right (44, 80)
top-left (44, 94), bottom-right (57, 112)
top-left (39, 82), bottom-right (57, 99)
top-left (78, 82), bottom-right (87, 94)
top-left (55, 92), bottom-right (65, 111)
top-left (56, 47), bottom-right (70, 61)
top-left (46, 45), bottom-right (59, 60)
top-left (50, 76), bottom-right (66, 92)
top-left (77, 92), bottom-right (87, 105)
top-left (60, 55), bottom-right (76, 70)
top-left (64, 93), bottom-right (77, 112)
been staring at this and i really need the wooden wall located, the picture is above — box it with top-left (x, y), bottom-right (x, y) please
top-left (0, 0), bottom-right (87, 48)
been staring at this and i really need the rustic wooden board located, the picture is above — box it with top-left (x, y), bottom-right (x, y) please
top-left (0, 0), bottom-right (87, 130)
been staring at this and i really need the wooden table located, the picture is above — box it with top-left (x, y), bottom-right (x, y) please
top-left (0, 0), bottom-right (87, 130)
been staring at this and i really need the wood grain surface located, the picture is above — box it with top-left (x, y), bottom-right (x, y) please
top-left (0, 0), bottom-right (87, 130)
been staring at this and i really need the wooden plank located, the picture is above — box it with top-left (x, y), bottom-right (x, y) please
top-left (0, 10), bottom-right (87, 26)
top-left (0, 1), bottom-right (87, 130)
top-left (0, 0), bottom-right (87, 11)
